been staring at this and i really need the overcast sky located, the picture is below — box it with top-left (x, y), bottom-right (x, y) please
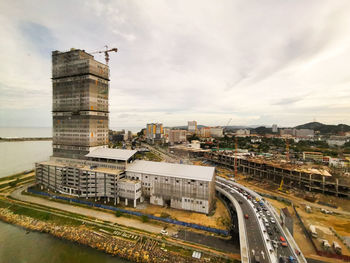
top-left (1, 0), bottom-right (350, 129)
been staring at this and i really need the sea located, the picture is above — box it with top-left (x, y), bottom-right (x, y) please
top-left (0, 127), bottom-right (132, 263)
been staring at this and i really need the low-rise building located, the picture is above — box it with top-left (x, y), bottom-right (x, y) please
top-left (125, 160), bottom-right (216, 214)
top-left (302, 151), bottom-right (323, 162)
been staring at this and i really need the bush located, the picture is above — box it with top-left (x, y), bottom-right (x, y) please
top-left (141, 215), bottom-right (149, 223)
top-left (160, 212), bottom-right (171, 219)
top-left (115, 210), bottom-right (123, 217)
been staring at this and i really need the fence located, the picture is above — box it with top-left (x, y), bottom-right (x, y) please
top-left (293, 205), bottom-right (350, 262)
top-left (27, 187), bottom-right (229, 236)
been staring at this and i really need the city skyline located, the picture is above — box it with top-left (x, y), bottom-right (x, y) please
top-left (1, 0), bottom-right (350, 128)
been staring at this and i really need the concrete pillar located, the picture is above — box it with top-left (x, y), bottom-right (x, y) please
top-left (114, 198), bottom-right (116, 205)
top-left (134, 199), bottom-right (136, 208)
top-left (107, 197), bottom-right (110, 202)
top-left (125, 198), bottom-right (128, 206)
top-left (117, 197), bottom-right (120, 204)
top-left (140, 196), bottom-right (144, 202)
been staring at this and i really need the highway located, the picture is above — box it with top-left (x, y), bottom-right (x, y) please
top-left (216, 177), bottom-right (304, 263)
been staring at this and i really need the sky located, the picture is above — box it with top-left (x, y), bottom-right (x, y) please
top-left (0, 0), bottom-right (350, 130)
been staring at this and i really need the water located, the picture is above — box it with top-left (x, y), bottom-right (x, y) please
top-left (0, 127), bottom-right (129, 262)
top-left (0, 221), bottom-right (129, 263)
top-left (0, 127), bottom-right (52, 138)
top-left (0, 141), bottom-right (52, 178)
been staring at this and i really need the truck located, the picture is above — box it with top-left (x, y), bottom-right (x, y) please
top-left (309, 225), bottom-right (318, 238)
top-left (333, 241), bottom-right (342, 255)
top-left (321, 239), bottom-right (330, 250)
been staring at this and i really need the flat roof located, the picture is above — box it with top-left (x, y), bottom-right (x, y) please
top-left (126, 160), bottom-right (215, 181)
top-left (85, 148), bottom-right (137, 161)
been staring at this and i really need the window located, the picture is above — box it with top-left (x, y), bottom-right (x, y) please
top-left (200, 183), bottom-right (203, 186)
top-left (176, 180), bottom-right (179, 183)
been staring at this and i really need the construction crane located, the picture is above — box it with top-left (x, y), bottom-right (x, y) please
top-left (234, 136), bottom-right (238, 177)
top-left (90, 45), bottom-right (118, 65)
top-left (285, 138), bottom-right (290, 162)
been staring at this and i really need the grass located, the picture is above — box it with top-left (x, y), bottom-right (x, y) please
top-left (0, 170), bottom-right (33, 183)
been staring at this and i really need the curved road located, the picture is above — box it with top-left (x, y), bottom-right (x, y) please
top-left (216, 177), bottom-right (305, 263)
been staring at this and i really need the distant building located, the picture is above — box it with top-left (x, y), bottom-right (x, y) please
top-left (168, 129), bottom-right (187, 144)
top-left (236, 129), bottom-right (250, 136)
top-left (209, 127), bottom-right (224, 138)
top-left (280, 128), bottom-right (295, 137)
top-left (295, 129), bottom-right (314, 138)
top-left (302, 152), bottom-right (323, 162)
top-left (272, 124), bottom-right (278, 133)
top-left (280, 207), bottom-right (293, 235)
top-left (146, 123), bottom-right (164, 143)
top-left (188, 121), bottom-right (197, 133)
top-left (327, 135), bottom-right (348, 147)
top-left (200, 127), bottom-right (211, 138)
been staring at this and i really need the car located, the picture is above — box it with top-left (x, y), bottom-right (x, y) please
top-left (244, 214), bottom-right (249, 219)
top-left (271, 219), bottom-right (276, 224)
top-left (238, 200), bottom-right (243, 204)
top-left (160, 230), bottom-right (168, 235)
top-left (266, 211), bottom-right (271, 216)
top-left (281, 242), bottom-right (288, 247)
top-left (288, 256), bottom-right (295, 262)
top-left (279, 256), bottom-right (286, 263)
top-left (272, 240), bottom-right (278, 248)
top-left (280, 236), bottom-right (286, 242)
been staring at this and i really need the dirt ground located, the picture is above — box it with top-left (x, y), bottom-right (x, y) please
top-left (126, 198), bottom-right (230, 230)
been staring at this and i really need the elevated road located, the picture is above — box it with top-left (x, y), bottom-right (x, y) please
top-left (216, 177), bottom-right (306, 263)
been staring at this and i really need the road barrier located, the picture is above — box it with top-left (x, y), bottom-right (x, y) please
top-left (27, 187), bottom-right (229, 236)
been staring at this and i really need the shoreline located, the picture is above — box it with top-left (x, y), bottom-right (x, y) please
top-left (0, 202), bottom-right (234, 263)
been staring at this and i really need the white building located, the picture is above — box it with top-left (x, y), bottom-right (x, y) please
top-left (125, 160), bottom-right (216, 214)
top-left (272, 124), bottom-right (278, 133)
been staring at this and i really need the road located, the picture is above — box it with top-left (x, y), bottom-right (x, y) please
top-left (217, 177), bottom-right (305, 263)
top-left (11, 185), bottom-right (173, 235)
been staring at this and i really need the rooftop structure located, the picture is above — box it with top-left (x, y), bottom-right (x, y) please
top-left (126, 160), bottom-right (215, 181)
top-left (85, 148), bottom-right (137, 161)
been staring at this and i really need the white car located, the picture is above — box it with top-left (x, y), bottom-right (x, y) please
top-left (160, 230), bottom-right (168, 235)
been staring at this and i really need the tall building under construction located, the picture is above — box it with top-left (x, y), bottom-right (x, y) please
top-left (35, 48), bottom-right (215, 213)
top-left (52, 49), bottom-right (109, 159)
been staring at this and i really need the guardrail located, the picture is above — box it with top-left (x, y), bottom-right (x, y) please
top-left (215, 185), bottom-right (250, 263)
top-left (27, 187), bottom-right (228, 236)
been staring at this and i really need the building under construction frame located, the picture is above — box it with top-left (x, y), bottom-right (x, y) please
top-left (205, 152), bottom-right (349, 198)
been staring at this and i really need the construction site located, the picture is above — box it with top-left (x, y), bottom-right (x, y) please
top-left (204, 151), bottom-right (350, 198)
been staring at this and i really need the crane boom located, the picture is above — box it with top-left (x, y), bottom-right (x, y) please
top-left (90, 45), bottom-right (118, 65)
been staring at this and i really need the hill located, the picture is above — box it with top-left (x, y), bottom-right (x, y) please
top-left (295, 122), bottom-right (350, 134)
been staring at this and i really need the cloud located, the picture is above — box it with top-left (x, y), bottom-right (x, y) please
top-left (1, 0), bottom-right (350, 129)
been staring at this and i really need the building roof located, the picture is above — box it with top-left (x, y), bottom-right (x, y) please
top-left (85, 148), bottom-right (137, 161)
top-left (126, 160), bottom-right (215, 181)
